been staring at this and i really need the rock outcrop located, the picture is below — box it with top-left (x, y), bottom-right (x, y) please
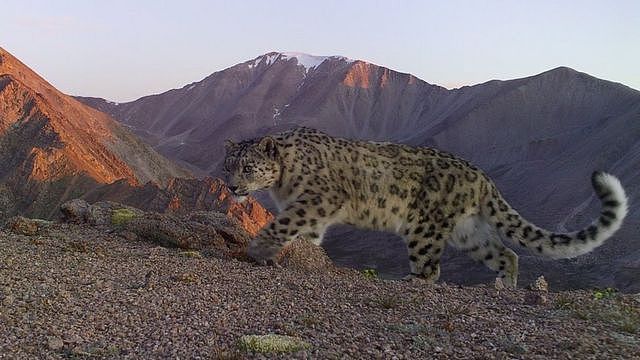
top-left (57, 199), bottom-right (326, 269)
top-left (82, 177), bottom-right (273, 236)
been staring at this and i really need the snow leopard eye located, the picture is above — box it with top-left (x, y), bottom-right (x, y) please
top-left (243, 165), bottom-right (253, 173)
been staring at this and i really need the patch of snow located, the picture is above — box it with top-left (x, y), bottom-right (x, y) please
top-left (332, 55), bottom-right (355, 64)
top-left (107, 100), bottom-right (120, 106)
top-left (272, 107), bottom-right (281, 125)
top-left (186, 84), bottom-right (196, 91)
top-left (264, 53), bottom-right (279, 66)
top-left (248, 53), bottom-right (281, 69)
top-left (281, 52), bottom-right (355, 72)
top-left (248, 52), bottom-right (355, 72)
top-left (281, 52), bottom-right (328, 71)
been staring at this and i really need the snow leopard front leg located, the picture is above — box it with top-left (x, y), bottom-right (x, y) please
top-left (247, 191), bottom-right (343, 264)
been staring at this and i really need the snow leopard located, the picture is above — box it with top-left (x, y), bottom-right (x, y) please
top-left (223, 127), bottom-right (628, 287)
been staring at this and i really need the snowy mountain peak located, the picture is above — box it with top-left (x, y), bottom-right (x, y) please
top-left (281, 52), bottom-right (328, 71)
top-left (247, 52), bottom-right (354, 71)
top-left (247, 53), bottom-right (280, 69)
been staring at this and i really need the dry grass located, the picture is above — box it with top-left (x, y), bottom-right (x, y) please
top-left (236, 334), bottom-right (310, 354)
top-left (555, 292), bottom-right (639, 334)
top-left (111, 208), bottom-right (137, 226)
top-left (178, 250), bottom-right (202, 258)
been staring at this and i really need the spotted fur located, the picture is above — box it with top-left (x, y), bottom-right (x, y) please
top-left (224, 127), bottom-right (628, 288)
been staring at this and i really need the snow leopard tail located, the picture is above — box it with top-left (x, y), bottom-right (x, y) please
top-left (483, 171), bottom-right (628, 259)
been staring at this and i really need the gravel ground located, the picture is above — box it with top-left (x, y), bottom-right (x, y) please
top-left (1, 224), bottom-right (639, 359)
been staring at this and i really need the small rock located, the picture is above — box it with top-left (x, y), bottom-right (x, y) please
top-left (47, 336), bottom-right (64, 350)
top-left (71, 346), bottom-right (88, 356)
top-left (64, 333), bottom-right (83, 344)
top-left (530, 275), bottom-right (548, 292)
top-left (119, 230), bottom-right (138, 242)
top-left (5, 216), bottom-right (49, 236)
top-left (524, 291), bottom-right (548, 305)
top-left (2, 295), bottom-right (14, 306)
top-left (60, 199), bottom-right (90, 223)
top-left (275, 237), bottom-right (334, 272)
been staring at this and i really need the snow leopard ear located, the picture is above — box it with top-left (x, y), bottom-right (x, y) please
top-left (258, 136), bottom-right (277, 159)
top-left (224, 139), bottom-right (235, 151)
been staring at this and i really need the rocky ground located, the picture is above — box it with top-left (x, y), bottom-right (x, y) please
top-left (1, 215), bottom-right (639, 359)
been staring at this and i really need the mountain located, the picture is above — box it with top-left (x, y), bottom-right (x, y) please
top-left (0, 46), bottom-right (191, 219)
top-left (77, 52), bottom-right (451, 174)
top-left (78, 52), bottom-right (640, 292)
top-left (0, 47), bottom-right (271, 233)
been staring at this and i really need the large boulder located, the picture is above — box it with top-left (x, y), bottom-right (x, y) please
top-left (276, 237), bottom-right (335, 272)
top-left (87, 201), bottom-right (143, 226)
top-left (184, 211), bottom-right (253, 257)
top-left (123, 211), bottom-right (254, 259)
top-left (60, 199), bottom-right (90, 223)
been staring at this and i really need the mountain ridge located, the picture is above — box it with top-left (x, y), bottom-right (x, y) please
top-left (0, 46), bottom-right (190, 187)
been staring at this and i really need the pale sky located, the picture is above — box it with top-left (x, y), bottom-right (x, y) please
top-left (1, 0), bottom-right (639, 102)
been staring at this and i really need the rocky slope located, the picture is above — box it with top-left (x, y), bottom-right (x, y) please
top-left (1, 219), bottom-right (638, 358)
top-left (78, 52), bottom-right (640, 292)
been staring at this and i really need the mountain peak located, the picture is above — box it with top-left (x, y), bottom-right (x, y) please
top-left (247, 51), bottom-right (354, 72)
top-left (280, 52), bottom-right (354, 70)
top-left (527, 66), bottom-right (639, 94)
top-left (547, 65), bottom-right (576, 72)
top-left (542, 66), bottom-right (582, 77)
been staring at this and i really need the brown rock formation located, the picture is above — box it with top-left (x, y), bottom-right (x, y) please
top-left (81, 177), bottom-right (272, 235)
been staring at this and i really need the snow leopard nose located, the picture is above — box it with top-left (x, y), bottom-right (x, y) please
top-left (228, 185), bottom-right (238, 193)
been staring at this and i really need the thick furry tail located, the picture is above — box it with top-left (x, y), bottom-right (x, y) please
top-left (483, 171), bottom-right (628, 259)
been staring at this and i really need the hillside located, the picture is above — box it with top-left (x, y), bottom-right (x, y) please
top-left (0, 47), bottom-right (191, 219)
top-left (1, 219), bottom-right (638, 358)
top-left (0, 47), bottom-right (271, 234)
